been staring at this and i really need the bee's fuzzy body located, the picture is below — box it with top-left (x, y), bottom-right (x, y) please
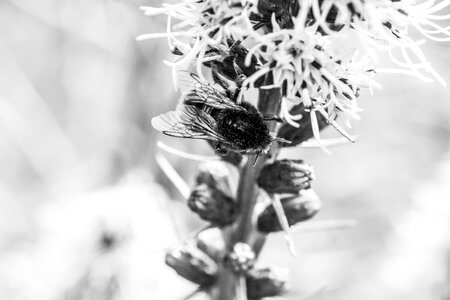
top-left (151, 73), bottom-right (285, 155)
top-left (212, 102), bottom-right (272, 153)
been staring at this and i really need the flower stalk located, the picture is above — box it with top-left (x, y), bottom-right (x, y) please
top-left (215, 86), bottom-right (282, 300)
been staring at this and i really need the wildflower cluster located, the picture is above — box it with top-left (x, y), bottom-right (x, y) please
top-left (142, 0), bottom-right (449, 139)
top-left (142, 0), bottom-right (449, 299)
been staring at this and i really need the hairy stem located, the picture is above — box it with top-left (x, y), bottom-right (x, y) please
top-left (212, 87), bottom-right (282, 300)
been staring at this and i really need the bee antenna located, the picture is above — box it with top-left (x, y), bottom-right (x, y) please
top-left (269, 133), bottom-right (291, 144)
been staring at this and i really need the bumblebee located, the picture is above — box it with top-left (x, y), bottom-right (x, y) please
top-left (151, 74), bottom-right (287, 155)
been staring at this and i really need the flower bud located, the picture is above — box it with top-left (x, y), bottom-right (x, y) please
top-left (188, 184), bottom-right (238, 226)
top-left (257, 189), bottom-right (321, 233)
top-left (196, 227), bottom-right (225, 262)
top-left (224, 242), bottom-right (256, 274)
top-left (277, 104), bottom-right (329, 147)
top-left (165, 245), bottom-right (217, 286)
top-left (257, 159), bottom-right (314, 194)
top-left (195, 161), bottom-right (234, 197)
top-left (188, 161), bottom-right (238, 226)
top-left (246, 266), bottom-right (290, 299)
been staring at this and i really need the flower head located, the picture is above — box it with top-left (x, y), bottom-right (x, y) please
top-left (243, 14), bottom-right (374, 133)
top-left (139, 0), bottom-right (259, 74)
top-left (143, 0), bottom-right (450, 144)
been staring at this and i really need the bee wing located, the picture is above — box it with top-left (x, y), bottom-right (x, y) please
top-left (179, 72), bottom-right (245, 111)
top-left (184, 89), bottom-right (244, 111)
top-left (151, 104), bottom-right (225, 141)
top-left (175, 70), bottom-right (197, 93)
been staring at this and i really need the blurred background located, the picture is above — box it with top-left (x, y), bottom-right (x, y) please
top-left (0, 0), bottom-right (450, 299)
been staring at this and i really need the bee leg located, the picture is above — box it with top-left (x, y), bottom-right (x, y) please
top-left (228, 39), bottom-right (242, 52)
top-left (214, 143), bottom-right (229, 156)
top-left (263, 115), bottom-right (284, 123)
top-left (252, 20), bottom-right (269, 31)
top-left (252, 152), bottom-right (261, 166)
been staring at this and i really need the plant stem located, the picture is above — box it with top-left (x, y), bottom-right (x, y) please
top-left (212, 87), bottom-right (282, 300)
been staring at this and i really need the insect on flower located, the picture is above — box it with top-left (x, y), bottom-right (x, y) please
top-left (151, 73), bottom-right (288, 156)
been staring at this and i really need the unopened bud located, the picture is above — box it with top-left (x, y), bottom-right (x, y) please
top-left (165, 245), bottom-right (217, 286)
top-left (188, 184), bottom-right (238, 226)
top-left (224, 242), bottom-right (256, 273)
top-left (278, 104), bottom-right (329, 147)
top-left (195, 161), bottom-right (234, 196)
top-left (196, 228), bottom-right (226, 262)
top-left (257, 189), bottom-right (321, 233)
top-left (257, 159), bottom-right (314, 194)
top-left (188, 161), bottom-right (238, 226)
top-left (246, 266), bottom-right (290, 299)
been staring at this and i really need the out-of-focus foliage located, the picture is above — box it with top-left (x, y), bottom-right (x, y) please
top-left (0, 0), bottom-right (176, 245)
top-left (0, 0), bottom-right (450, 300)
top-left (0, 174), bottom-right (196, 300)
